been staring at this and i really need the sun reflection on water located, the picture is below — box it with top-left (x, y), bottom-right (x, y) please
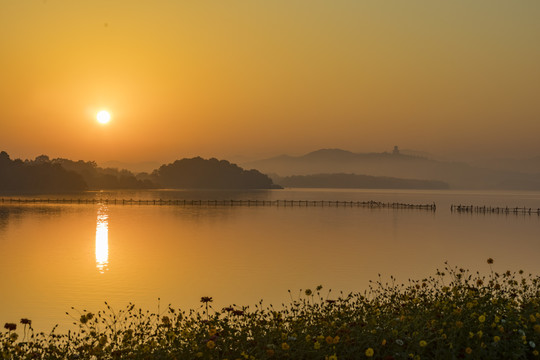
top-left (95, 206), bottom-right (109, 273)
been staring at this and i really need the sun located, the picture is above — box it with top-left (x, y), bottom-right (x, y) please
top-left (96, 110), bottom-right (111, 124)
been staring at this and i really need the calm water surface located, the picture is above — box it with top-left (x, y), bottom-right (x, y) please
top-left (1, 189), bottom-right (539, 330)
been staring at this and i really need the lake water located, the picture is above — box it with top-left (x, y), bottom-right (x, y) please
top-left (1, 189), bottom-right (539, 331)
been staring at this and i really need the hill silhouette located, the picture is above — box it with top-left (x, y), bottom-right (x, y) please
top-left (275, 173), bottom-right (449, 190)
top-left (243, 148), bottom-right (540, 190)
top-left (100, 160), bottom-right (161, 174)
top-left (152, 157), bottom-right (280, 189)
top-left (53, 157), bottom-right (155, 189)
top-left (470, 156), bottom-right (540, 174)
top-left (1, 151), bottom-right (281, 193)
top-left (0, 151), bottom-right (87, 193)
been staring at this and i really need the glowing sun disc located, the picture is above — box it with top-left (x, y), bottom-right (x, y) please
top-left (97, 110), bottom-right (111, 124)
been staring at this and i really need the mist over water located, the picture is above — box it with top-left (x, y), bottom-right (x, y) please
top-left (1, 189), bottom-right (539, 331)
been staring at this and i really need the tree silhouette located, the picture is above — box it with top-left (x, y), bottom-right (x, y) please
top-left (0, 151), bottom-right (87, 193)
top-left (153, 157), bottom-right (278, 189)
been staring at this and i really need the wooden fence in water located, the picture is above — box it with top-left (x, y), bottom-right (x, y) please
top-left (4, 198), bottom-right (538, 215)
top-left (451, 204), bottom-right (540, 215)
top-left (0, 198), bottom-right (437, 211)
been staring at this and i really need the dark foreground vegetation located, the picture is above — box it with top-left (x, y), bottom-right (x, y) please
top-left (0, 151), bottom-right (278, 193)
top-left (2, 260), bottom-right (540, 359)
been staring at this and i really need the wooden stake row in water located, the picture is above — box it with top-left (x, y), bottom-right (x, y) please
top-left (451, 204), bottom-right (540, 215)
top-left (0, 198), bottom-right (436, 210)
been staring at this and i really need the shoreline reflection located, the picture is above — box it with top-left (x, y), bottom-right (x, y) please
top-left (95, 205), bottom-right (109, 273)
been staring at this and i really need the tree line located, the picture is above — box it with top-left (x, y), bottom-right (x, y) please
top-left (0, 151), bottom-right (279, 194)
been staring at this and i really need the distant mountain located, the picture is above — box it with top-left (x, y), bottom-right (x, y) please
top-left (470, 156), bottom-right (540, 174)
top-left (275, 173), bottom-right (449, 190)
top-left (100, 160), bottom-right (161, 174)
top-left (152, 157), bottom-right (281, 189)
top-left (302, 148), bottom-right (360, 161)
top-left (243, 148), bottom-right (439, 178)
top-left (243, 148), bottom-right (540, 190)
top-left (399, 149), bottom-right (438, 160)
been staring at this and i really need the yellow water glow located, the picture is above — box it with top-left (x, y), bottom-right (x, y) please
top-left (95, 206), bottom-right (109, 273)
top-left (96, 110), bottom-right (111, 124)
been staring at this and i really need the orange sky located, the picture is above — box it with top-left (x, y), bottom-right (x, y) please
top-left (1, 1), bottom-right (539, 163)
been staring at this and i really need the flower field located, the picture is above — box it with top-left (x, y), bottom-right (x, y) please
top-left (2, 260), bottom-right (540, 359)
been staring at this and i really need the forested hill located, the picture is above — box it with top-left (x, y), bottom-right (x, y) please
top-left (0, 151), bottom-right (87, 193)
top-left (54, 158), bottom-right (154, 189)
top-left (153, 157), bottom-right (280, 189)
top-left (0, 152), bottom-right (154, 193)
top-left (0, 151), bottom-right (280, 193)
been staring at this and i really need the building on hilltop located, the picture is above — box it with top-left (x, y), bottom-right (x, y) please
top-left (393, 146), bottom-right (400, 155)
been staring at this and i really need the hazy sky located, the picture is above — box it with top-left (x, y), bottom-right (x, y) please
top-left (1, 1), bottom-right (539, 163)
